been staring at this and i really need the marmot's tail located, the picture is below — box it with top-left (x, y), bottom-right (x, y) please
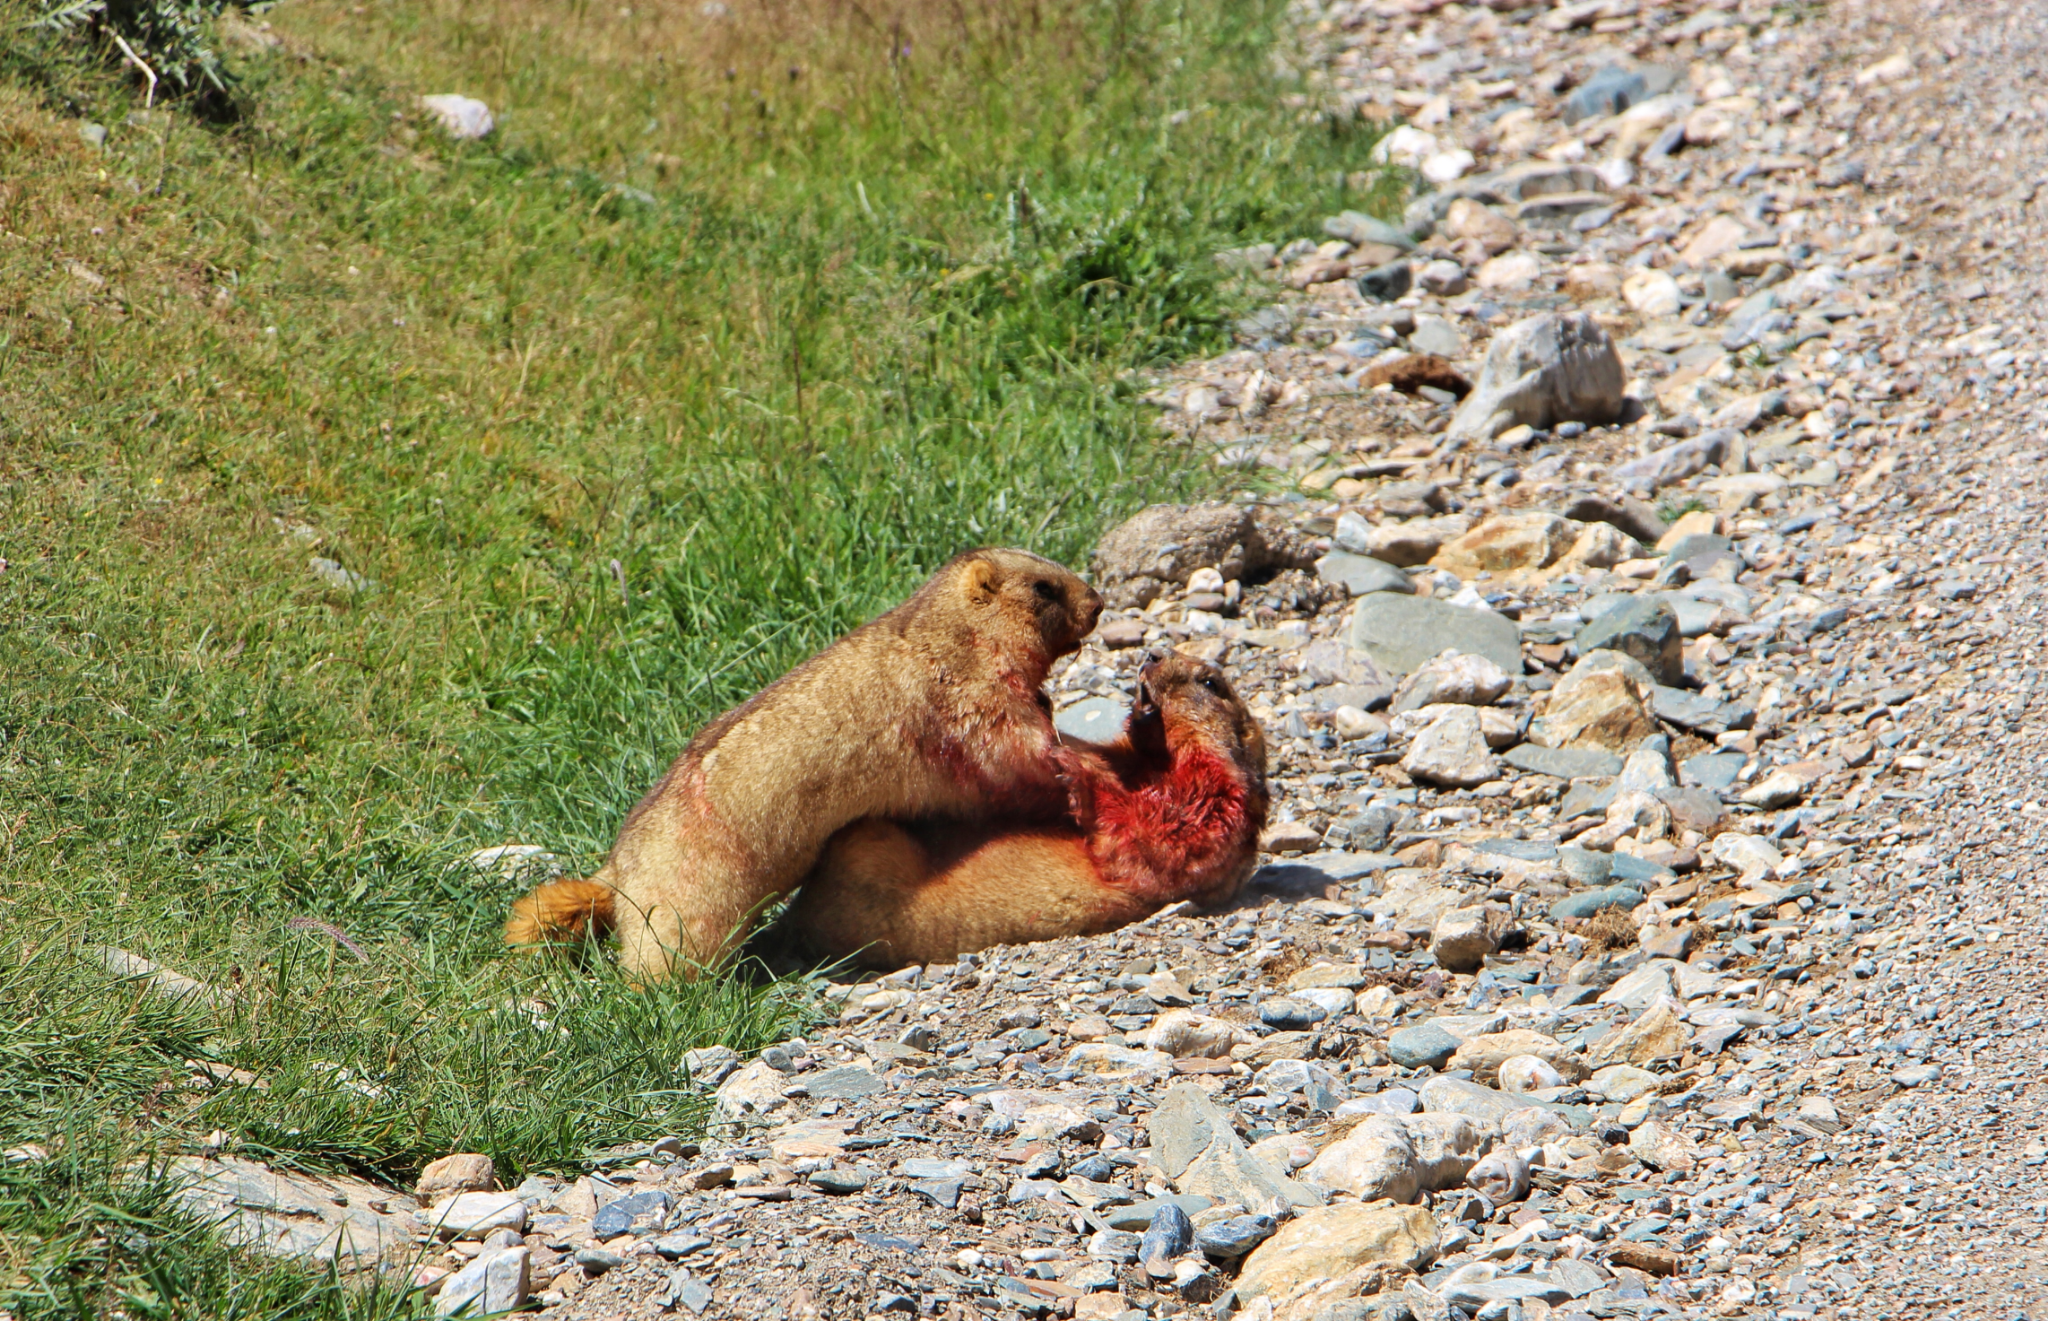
top-left (506, 878), bottom-right (617, 946)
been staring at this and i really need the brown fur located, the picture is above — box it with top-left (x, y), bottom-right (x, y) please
top-left (506, 548), bottom-right (1102, 979)
top-left (784, 655), bottom-right (1268, 969)
top-left (1360, 353), bottom-right (1472, 399)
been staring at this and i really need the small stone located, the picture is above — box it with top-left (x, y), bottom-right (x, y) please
top-left (574, 1247), bottom-right (629, 1274)
top-left (1574, 598), bottom-right (1683, 686)
top-left (1445, 198), bottom-right (1520, 255)
top-left (1432, 512), bottom-right (1580, 578)
top-left (1387, 1023), bottom-right (1461, 1071)
top-left (1549, 885), bottom-right (1641, 922)
top-left (592, 1188), bottom-right (670, 1238)
top-left (1357, 259), bottom-right (1414, 302)
top-left (1447, 312), bottom-right (1627, 444)
top-left (1502, 744), bottom-right (1622, 779)
top-left (435, 1247), bottom-right (529, 1317)
top-left (1259, 820), bottom-right (1323, 854)
top-left (1465, 1150), bottom-right (1530, 1204)
top-left (1195, 1213), bottom-right (1278, 1258)
top-left (1429, 904), bottom-right (1508, 973)
top-left (1140, 1203), bottom-right (1194, 1278)
top-left (416, 1154), bottom-right (496, 1199)
top-left (1417, 260), bottom-right (1468, 297)
top-left (420, 1191), bottom-right (527, 1240)
top-left (1532, 652), bottom-right (1658, 753)
top-left (808, 1168), bottom-right (870, 1195)
top-left (1317, 551), bottom-right (1417, 597)
top-left (1258, 998), bottom-right (1325, 1030)
top-left (1056, 696), bottom-right (1129, 742)
top-left (1589, 1003), bottom-right (1691, 1069)
top-left (1622, 268), bottom-right (1682, 318)
top-left (420, 94), bottom-right (495, 140)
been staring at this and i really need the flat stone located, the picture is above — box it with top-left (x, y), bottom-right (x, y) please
top-left (1055, 697), bottom-right (1128, 742)
top-left (1147, 1083), bottom-right (1322, 1212)
top-left (163, 1156), bottom-right (420, 1268)
top-left (592, 1188), bottom-right (670, 1238)
top-left (1401, 707), bottom-right (1501, 788)
top-left (1558, 781), bottom-right (1618, 821)
top-left (1104, 1195), bottom-right (1214, 1232)
top-left (909, 1178), bottom-right (966, 1209)
top-left (1556, 845), bottom-right (1613, 883)
top-left (1683, 751), bottom-right (1747, 790)
top-left (1351, 593), bottom-right (1524, 676)
top-left (1317, 551), bottom-right (1417, 596)
top-left (1503, 744), bottom-right (1624, 779)
top-left (1652, 685), bottom-right (1755, 735)
top-left (1387, 1023), bottom-right (1461, 1070)
top-left (1550, 886), bottom-right (1642, 921)
top-left (1233, 1202), bottom-right (1439, 1302)
top-left (809, 1169), bottom-right (870, 1194)
top-left (434, 1246), bottom-right (529, 1317)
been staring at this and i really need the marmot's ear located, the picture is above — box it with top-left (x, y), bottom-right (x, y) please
top-left (962, 557), bottom-right (1000, 605)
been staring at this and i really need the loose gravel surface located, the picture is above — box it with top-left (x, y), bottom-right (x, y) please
top-left (262, 1), bottom-right (2048, 1318)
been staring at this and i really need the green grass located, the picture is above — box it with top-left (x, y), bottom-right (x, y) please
top-left (0, 0), bottom-right (1396, 1311)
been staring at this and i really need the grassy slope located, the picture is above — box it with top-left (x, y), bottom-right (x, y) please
top-left (0, 0), bottom-right (1391, 1312)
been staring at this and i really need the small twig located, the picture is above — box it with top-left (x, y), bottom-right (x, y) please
top-left (107, 31), bottom-right (157, 109)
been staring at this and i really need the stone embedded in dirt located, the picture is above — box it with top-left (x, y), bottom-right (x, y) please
top-left (1090, 503), bottom-right (1318, 607)
top-left (1445, 312), bottom-right (1627, 444)
top-left (1350, 593), bottom-right (1523, 676)
top-left (419, 1191), bottom-right (527, 1240)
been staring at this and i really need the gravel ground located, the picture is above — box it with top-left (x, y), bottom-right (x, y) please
top-left (257, 0), bottom-right (2048, 1318)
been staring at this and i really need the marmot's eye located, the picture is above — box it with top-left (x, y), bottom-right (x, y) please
top-left (1033, 580), bottom-right (1060, 601)
top-left (1202, 675), bottom-right (1227, 695)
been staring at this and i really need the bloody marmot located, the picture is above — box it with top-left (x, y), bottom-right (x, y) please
top-left (782, 653), bottom-right (1268, 968)
top-left (506, 547), bottom-right (1102, 979)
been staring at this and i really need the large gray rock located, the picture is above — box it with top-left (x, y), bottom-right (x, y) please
top-left (1447, 313), bottom-right (1628, 444)
top-left (1092, 503), bottom-right (1319, 608)
top-left (1147, 1083), bottom-right (1324, 1213)
top-left (1351, 594), bottom-right (1524, 676)
top-left (1054, 696), bottom-right (1127, 743)
top-left (163, 1156), bottom-right (421, 1268)
top-left (1388, 1023), bottom-right (1461, 1070)
top-left (1575, 598), bottom-right (1684, 685)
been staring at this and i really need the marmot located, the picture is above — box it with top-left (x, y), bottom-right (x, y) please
top-left (782, 654), bottom-right (1269, 968)
top-left (506, 548), bottom-right (1103, 979)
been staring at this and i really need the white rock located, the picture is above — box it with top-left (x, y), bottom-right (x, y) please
top-left (1709, 833), bottom-right (1783, 880)
top-left (1145, 1009), bottom-right (1252, 1059)
top-left (1404, 1113), bottom-right (1492, 1190)
top-left (1422, 149), bottom-right (1477, 183)
top-left (1303, 1116), bottom-right (1419, 1203)
top-left (419, 94), bottom-right (495, 140)
top-left (1588, 1064), bottom-right (1660, 1102)
top-left (1392, 650), bottom-right (1512, 712)
top-left (1375, 125), bottom-right (1441, 166)
top-left (434, 1245), bottom-right (529, 1316)
top-left (418, 1192), bottom-right (526, 1240)
top-left (1497, 1055), bottom-right (1565, 1095)
top-left (1402, 707), bottom-right (1500, 788)
top-left (711, 1060), bottom-right (791, 1126)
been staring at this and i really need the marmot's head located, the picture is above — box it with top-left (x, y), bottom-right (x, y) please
top-left (1128, 653), bottom-right (1266, 781)
top-left (952, 548), bottom-right (1103, 669)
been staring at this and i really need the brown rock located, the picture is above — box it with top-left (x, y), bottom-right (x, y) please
top-left (1609, 1243), bottom-right (1683, 1277)
top-left (1533, 653), bottom-right (1658, 753)
top-left (417, 1154), bottom-right (497, 1198)
top-left (1234, 1201), bottom-right (1438, 1302)
top-left (1432, 512), bottom-right (1580, 577)
top-left (1360, 354), bottom-right (1472, 399)
top-left (1444, 198), bottom-right (1519, 256)
top-left (1589, 1003), bottom-right (1692, 1068)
